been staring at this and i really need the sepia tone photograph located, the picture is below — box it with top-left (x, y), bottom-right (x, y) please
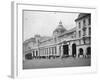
top-left (23, 10), bottom-right (91, 69)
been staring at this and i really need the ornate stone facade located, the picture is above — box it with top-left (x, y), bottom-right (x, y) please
top-left (23, 13), bottom-right (91, 60)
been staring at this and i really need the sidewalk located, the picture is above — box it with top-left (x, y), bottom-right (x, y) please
top-left (23, 57), bottom-right (91, 69)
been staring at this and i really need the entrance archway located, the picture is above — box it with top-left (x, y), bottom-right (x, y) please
top-left (72, 43), bottom-right (76, 57)
top-left (87, 47), bottom-right (91, 55)
top-left (63, 45), bottom-right (69, 56)
top-left (25, 53), bottom-right (32, 60)
top-left (79, 48), bottom-right (83, 55)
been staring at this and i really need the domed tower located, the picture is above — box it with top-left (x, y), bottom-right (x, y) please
top-left (53, 21), bottom-right (67, 37)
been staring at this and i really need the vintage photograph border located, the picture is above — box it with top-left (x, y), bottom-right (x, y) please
top-left (11, 2), bottom-right (97, 78)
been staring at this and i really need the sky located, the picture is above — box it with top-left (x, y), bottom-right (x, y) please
top-left (23, 10), bottom-right (79, 41)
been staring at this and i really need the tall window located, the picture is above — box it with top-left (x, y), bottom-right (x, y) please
top-left (89, 27), bottom-right (91, 35)
top-left (88, 17), bottom-right (91, 25)
top-left (79, 22), bottom-right (81, 28)
top-left (83, 28), bottom-right (86, 36)
top-left (79, 31), bottom-right (81, 38)
top-left (83, 19), bottom-right (86, 26)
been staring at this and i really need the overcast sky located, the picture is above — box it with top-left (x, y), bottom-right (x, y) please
top-left (23, 10), bottom-right (79, 41)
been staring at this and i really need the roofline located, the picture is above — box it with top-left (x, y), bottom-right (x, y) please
top-left (75, 14), bottom-right (91, 21)
top-left (58, 27), bottom-right (76, 37)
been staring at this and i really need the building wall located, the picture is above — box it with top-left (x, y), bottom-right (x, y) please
top-left (76, 15), bottom-right (91, 39)
top-left (75, 14), bottom-right (91, 57)
top-left (23, 14), bottom-right (91, 60)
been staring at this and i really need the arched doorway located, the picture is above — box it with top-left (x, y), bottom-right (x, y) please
top-left (72, 43), bottom-right (76, 57)
top-left (79, 48), bottom-right (84, 56)
top-left (87, 47), bottom-right (91, 55)
top-left (25, 53), bottom-right (32, 60)
top-left (63, 45), bottom-right (69, 56)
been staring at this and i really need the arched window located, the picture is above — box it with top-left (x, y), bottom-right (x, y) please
top-left (79, 48), bottom-right (83, 55)
top-left (72, 43), bottom-right (76, 57)
top-left (86, 47), bottom-right (91, 55)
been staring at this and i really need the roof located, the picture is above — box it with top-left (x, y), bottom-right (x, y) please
top-left (58, 27), bottom-right (76, 37)
top-left (39, 36), bottom-right (52, 42)
top-left (23, 38), bottom-right (36, 44)
top-left (53, 21), bottom-right (67, 34)
top-left (75, 13), bottom-right (91, 21)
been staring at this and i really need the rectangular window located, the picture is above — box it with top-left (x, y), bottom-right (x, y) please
top-left (89, 27), bottom-right (91, 35)
top-left (79, 22), bottom-right (81, 28)
top-left (83, 19), bottom-right (86, 26)
top-left (79, 31), bottom-right (81, 38)
top-left (83, 29), bottom-right (86, 36)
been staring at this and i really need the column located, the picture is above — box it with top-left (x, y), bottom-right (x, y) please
top-left (69, 44), bottom-right (72, 56)
top-left (47, 48), bottom-right (48, 57)
top-left (45, 48), bottom-right (47, 57)
top-left (55, 46), bottom-right (57, 56)
top-left (56, 45), bottom-right (59, 56)
top-left (34, 50), bottom-right (36, 56)
top-left (38, 49), bottom-right (40, 57)
top-left (54, 47), bottom-right (55, 56)
top-left (61, 45), bottom-right (63, 57)
top-left (51, 47), bottom-right (52, 55)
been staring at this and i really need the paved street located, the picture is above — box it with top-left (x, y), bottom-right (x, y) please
top-left (23, 57), bottom-right (91, 69)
